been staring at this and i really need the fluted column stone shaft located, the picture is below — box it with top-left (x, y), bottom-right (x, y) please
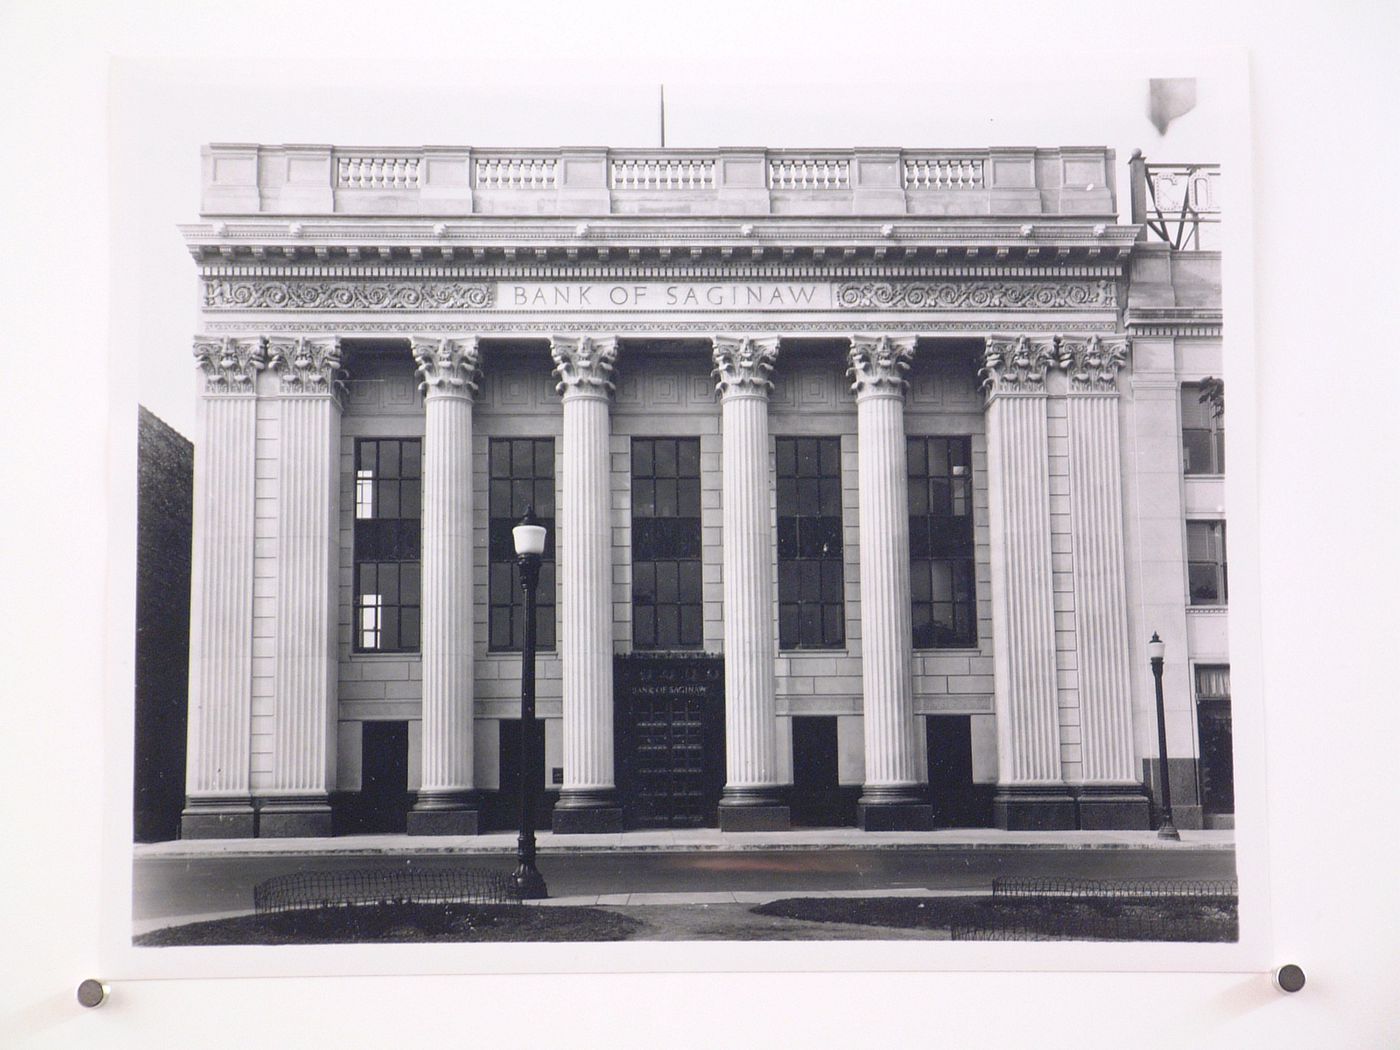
top-left (549, 337), bottom-right (623, 831)
top-left (981, 336), bottom-right (1075, 830)
top-left (181, 337), bottom-right (265, 838)
top-left (712, 337), bottom-right (788, 830)
top-left (1061, 338), bottom-right (1141, 790)
top-left (263, 337), bottom-right (343, 837)
top-left (847, 337), bottom-right (927, 804)
top-left (409, 337), bottom-right (481, 834)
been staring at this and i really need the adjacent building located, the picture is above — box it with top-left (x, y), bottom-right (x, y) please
top-left (175, 144), bottom-right (1228, 838)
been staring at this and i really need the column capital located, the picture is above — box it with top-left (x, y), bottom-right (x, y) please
top-left (711, 335), bottom-right (779, 398)
top-left (194, 335), bottom-right (266, 395)
top-left (847, 334), bottom-right (916, 400)
top-left (413, 335), bottom-right (481, 400)
top-left (1059, 334), bottom-right (1130, 393)
top-left (980, 334), bottom-right (1057, 397)
top-left (551, 335), bottom-right (618, 400)
top-left (268, 336), bottom-right (345, 402)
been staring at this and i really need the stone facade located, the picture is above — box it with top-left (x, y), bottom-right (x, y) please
top-left (177, 144), bottom-right (1226, 838)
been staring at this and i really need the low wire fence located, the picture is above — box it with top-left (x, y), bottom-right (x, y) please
top-left (253, 868), bottom-right (522, 915)
top-left (991, 877), bottom-right (1238, 899)
top-left (947, 876), bottom-right (1239, 941)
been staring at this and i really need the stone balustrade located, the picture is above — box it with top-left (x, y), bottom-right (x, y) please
top-left (201, 145), bottom-right (1118, 217)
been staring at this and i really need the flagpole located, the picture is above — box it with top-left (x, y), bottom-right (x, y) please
top-left (660, 84), bottom-right (666, 147)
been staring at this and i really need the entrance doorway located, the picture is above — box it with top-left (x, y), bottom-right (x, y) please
top-left (790, 716), bottom-right (853, 826)
top-left (926, 715), bottom-right (994, 827)
top-left (1194, 665), bottom-right (1234, 827)
top-left (615, 653), bottom-right (725, 828)
top-left (486, 718), bottom-right (548, 831)
top-left (357, 720), bottom-right (409, 833)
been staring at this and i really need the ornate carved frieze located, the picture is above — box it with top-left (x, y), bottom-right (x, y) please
top-left (836, 280), bottom-right (1115, 310)
top-left (1059, 335), bottom-right (1130, 392)
top-left (979, 335), bottom-right (1058, 395)
top-left (203, 278), bottom-right (495, 311)
top-left (550, 336), bottom-right (618, 398)
top-left (268, 336), bottom-right (345, 401)
top-left (412, 336), bottom-right (481, 399)
top-left (711, 336), bottom-right (780, 398)
top-left (847, 335), bottom-right (916, 399)
top-left (193, 335), bottom-right (266, 394)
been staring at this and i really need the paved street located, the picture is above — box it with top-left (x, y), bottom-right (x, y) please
top-left (133, 832), bottom-right (1235, 932)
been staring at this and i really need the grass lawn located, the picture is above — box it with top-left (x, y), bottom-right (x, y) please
top-left (752, 895), bottom-right (1239, 942)
top-left (135, 903), bottom-right (642, 946)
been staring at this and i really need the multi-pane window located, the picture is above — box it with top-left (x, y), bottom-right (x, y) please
top-left (776, 437), bottom-right (845, 649)
top-left (1186, 521), bottom-right (1228, 605)
top-left (908, 436), bottom-right (976, 648)
top-left (354, 439), bottom-right (421, 653)
top-left (631, 438), bottom-right (703, 650)
top-left (488, 439), bottom-right (555, 651)
top-left (1182, 382), bottom-right (1225, 474)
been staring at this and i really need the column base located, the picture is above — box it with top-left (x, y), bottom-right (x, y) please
top-left (718, 787), bottom-right (790, 832)
top-left (993, 785), bottom-right (1077, 831)
top-left (1075, 785), bottom-right (1151, 830)
top-left (258, 794), bottom-right (334, 838)
top-left (180, 797), bottom-right (255, 840)
top-left (407, 790), bottom-right (481, 836)
top-left (857, 784), bottom-right (934, 831)
top-left (551, 788), bottom-right (624, 834)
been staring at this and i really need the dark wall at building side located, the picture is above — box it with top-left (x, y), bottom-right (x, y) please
top-left (134, 406), bottom-right (193, 842)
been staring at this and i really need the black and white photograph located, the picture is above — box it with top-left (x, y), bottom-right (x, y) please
top-left (3, 3), bottom-right (1397, 1048)
top-left (123, 65), bottom-right (1246, 955)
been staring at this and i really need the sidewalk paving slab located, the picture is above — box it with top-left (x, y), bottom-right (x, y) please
top-left (135, 827), bottom-right (1235, 860)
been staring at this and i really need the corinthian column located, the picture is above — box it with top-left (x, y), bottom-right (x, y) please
top-left (1060, 336), bottom-right (1149, 828)
top-left (981, 336), bottom-right (1075, 830)
top-left (848, 336), bottom-right (934, 831)
top-left (712, 336), bottom-right (789, 831)
top-left (261, 337), bottom-right (343, 837)
top-left (549, 336), bottom-right (624, 833)
top-left (181, 337), bottom-right (264, 838)
top-left (408, 336), bottom-right (481, 835)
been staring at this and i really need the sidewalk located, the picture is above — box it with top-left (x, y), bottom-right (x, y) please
top-left (136, 826), bottom-right (1234, 860)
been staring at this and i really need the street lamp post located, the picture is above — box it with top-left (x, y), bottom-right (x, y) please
top-left (1148, 631), bottom-right (1181, 841)
top-left (511, 508), bottom-right (549, 899)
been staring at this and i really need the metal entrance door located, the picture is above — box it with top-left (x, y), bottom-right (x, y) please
top-left (615, 653), bottom-right (725, 828)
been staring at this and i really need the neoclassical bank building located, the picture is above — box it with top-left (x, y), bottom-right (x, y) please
top-left (177, 143), bottom-right (1228, 839)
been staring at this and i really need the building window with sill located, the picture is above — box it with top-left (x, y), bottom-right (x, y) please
top-left (1182, 379), bottom-right (1225, 475)
top-left (777, 436), bottom-right (846, 650)
top-left (1187, 520), bottom-right (1228, 605)
top-left (488, 438), bottom-right (556, 652)
top-left (909, 436), bottom-right (976, 648)
top-left (353, 438), bottom-right (421, 653)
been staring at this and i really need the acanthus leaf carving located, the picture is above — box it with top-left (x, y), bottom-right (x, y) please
top-left (194, 335), bottom-right (266, 394)
top-left (550, 336), bottom-right (618, 399)
top-left (980, 335), bottom-right (1058, 395)
top-left (204, 278), bottom-right (496, 311)
top-left (268, 336), bottom-right (346, 403)
top-left (836, 280), bottom-right (1115, 311)
top-left (1058, 334), bottom-right (1130, 392)
top-left (711, 335), bottom-right (779, 398)
top-left (847, 334), bottom-right (916, 399)
top-left (412, 336), bottom-right (481, 399)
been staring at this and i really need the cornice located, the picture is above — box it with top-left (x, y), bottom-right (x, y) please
top-left (180, 218), bottom-right (1142, 269)
top-left (1125, 307), bottom-right (1223, 337)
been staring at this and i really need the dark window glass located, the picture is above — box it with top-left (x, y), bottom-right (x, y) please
top-left (354, 438), bottom-right (422, 653)
top-left (777, 436), bottom-right (845, 649)
top-left (909, 436), bottom-right (976, 648)
top-left (489, 438), bottom-right (556, 651)
top-left (632, 437), bottom-right (702, 650)
top-left (1182, 383), bottom-right (1226, 475)
top-left (1186, 521), bottom-right (1228, 605)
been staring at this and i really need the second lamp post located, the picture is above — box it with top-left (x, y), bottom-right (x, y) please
top-left (511, 508), bottom-right (549, 899)
top-left (1148, 631), bottom-right (1181, 841)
